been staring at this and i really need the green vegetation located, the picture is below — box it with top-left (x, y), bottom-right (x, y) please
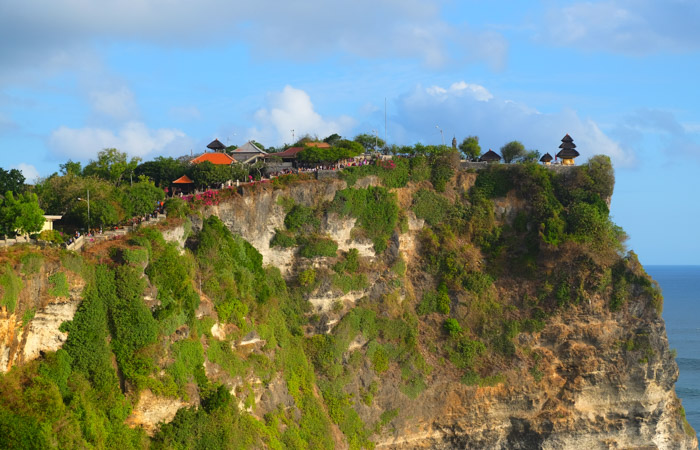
top-left (298, 235), bottom-right (338, 258)
top-left (0, 153), bottom-right (670, 448)
top-left (48, 272), bottom-right (70, 297)
top-left (0, 191), bottom-right (45, 237)
top-left (20, 252), bottom-right (43, 275)
top-left (412, 188), bottom-right (453, 226)
top-left (331, 186), bottom-right (399, 252)
top-left (0, 264), bottom-right (23, 312)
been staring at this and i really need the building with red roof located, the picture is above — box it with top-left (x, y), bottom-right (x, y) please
top-left (190, 152), bottom-right (235, 165)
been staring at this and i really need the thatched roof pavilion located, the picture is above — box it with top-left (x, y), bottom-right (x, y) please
top-left (479, 149), bottom-right (501, 162)
top-left (556, 134), bottom-right (580, 165)
top-left (540, 152), bottom-right (553, 164)
top-left (206, 138), bottom-right (226, 151)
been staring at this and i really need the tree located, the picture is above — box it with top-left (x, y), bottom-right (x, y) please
top-left (0, 168), bottom-right (26, 194)
top-left (296, 145), bottom-right (363, 164)
top-left (354, 133), bottom-right (385, 152)
top-left (250, 141), bottom-right (265, 151)
top-left (587, 155), bottom-right (615, 199)
top-left (83, 148), bottom-right (141, 185)
top-left (522, 150), bottom-right (541, 163)
top-left (323, 133), bottom-right (342, 146)
top-left (134, 157), bottom-right (187, 187)
top-left (190, 161), bottom-right (230, 188)
top-left (0, 191), bottom-right (45, 237)
top-left (122, 181), bottom-right (165, 217)
top-left (458, 136), bottom-right (481, 160)
top-left (59, 160), bottom-right (82, 176)
top-left (430, 150), bottom-right (460, 192)
top-left (500, 141), bottom-right (526, 163)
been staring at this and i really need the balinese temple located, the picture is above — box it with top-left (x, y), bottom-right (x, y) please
top-left (556, 134), bottom-right (580, 165)
top-left (540, 152), bottom-right (553, 165)
top-left (479, 149), bottom-right (502, 163)
top-left (229, 141), bottom-right (267, 164)
top-left (206, 138), bottom-right (226, 152)
top-left (452, 136), bottom-right (457, 149)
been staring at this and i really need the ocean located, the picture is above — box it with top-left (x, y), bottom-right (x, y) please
top-left (646, 265), bottom-right (700, 439)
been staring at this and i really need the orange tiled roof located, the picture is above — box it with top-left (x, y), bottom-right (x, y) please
top-left (274, 147), bottom-right (306, 158)
top-left (305, 142), bottom-right (330, 148)
top-left (172, 174), bottom-right (194, 184)
top-left (190, 152), bottom-right (235, 165)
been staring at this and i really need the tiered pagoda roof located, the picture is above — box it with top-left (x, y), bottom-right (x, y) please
top-left (556, 134), bottom-right (580, 159)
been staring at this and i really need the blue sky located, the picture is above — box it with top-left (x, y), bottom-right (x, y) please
top-left (1, 0), bottom-right (699, 264)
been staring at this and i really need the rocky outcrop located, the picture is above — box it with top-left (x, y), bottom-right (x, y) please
top-left (125, 390), bottom-right (188, 436)
top-left (0, 260), bottom-right (84, 373)
top-left (369, 306), bottom-right (696, 449)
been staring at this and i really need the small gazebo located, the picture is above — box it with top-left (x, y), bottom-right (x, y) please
top-left (172, 174), bottom-right (195, 195)
top-left (206, 138), bottom-right (226, 152)
top-left (479, 149), bottom-right (502, 163)
top-left (556, 134), bottom-right (580, 165)
top-left (540, 153), bottom-right (553, 165)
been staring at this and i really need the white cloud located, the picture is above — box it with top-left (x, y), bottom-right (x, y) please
top-left (538, 0), bottom-right (700, 54)
top-left (426, 81), bottom-right (493, 102)
top-left (250, 86), bottom-right (356, 145)
top-left (88, 86), bottom-right (138, 121)
top-left (613, 108), bottom-right (700, 161)
top-left (12, 163), bottom-right (40, 184)
top-left (48, 121), bottom-right (187, 160)
top-left (390, 82), bottom-right (635, 167)
top-left (0, 0), bottom-right (507, 78)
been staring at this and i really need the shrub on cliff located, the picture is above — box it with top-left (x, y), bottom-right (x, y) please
top-left (284, 204), bottom-right (320, 233)
top-left (331, 186), bottom-right (399, 253)
top-left (298, 235), bottom-right (338, 258)
top-left (412, 188), bottom-right (453, 227)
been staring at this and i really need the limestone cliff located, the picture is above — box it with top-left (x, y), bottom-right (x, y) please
top-left (0, 167), bottom-right (696, 449)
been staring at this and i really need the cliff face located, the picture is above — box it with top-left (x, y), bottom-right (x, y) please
top-left (162, 174), bottom-right (695, 448)
top-left (0, 167), bottom-right (696, 449)
top-left (0, 254), bottom-right (84, 373)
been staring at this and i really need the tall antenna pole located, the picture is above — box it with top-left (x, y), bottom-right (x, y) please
top-left (384, 97), bottom-right (387, 145)
top-left (291, 129), bottom-right (295, 143)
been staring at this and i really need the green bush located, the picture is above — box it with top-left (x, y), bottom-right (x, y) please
top-left (409, 155), bottom-right (431, 182)
top-left (270, 229), bottom-right (297, 248)
top-left (0, 264), bottom-right (23, 313)
top-left (122, 247), bottom-right (148, 265)
top-left (417, 285), bottom-right (450, 315)
top-left (412, 189), bottom-right (453, 227)
top-left (20, 252), bottom-right (44, 274)
top-left (443, 318), bottom-right (462, 337)
top-left (332, 273), bottom-right (368, 294)
top-left (430, 152), bottom-right (458, 192)
top-left (333, 248), bottom-right (360, 274)
top-left (164, 197), bottom-right (190, 218)
top-left (330, 186), bottom-right (399, 253)
top-left (284, 204), bottom-right (319, 232)
top-left (298, 236), bottom-right (338, 258)
top-left (298, 268), bottom-right (316, 287)
top-left (110, 265), bottom-right (159, 385)
top-left (473, 165), bottom-right (514, 198)
top-left (448, 336), bottom-right (486, 370)
top-left (463, 272), bottom-right (493, 294)
top-left (48, 272), bottom-right (70, 297)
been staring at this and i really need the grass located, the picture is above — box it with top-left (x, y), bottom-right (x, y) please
top-left (48, 272), bottom-right (70, 297)
top-left (0, 264), bottom-right (23, 313)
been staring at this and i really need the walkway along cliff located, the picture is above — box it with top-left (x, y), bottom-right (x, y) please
top-left (0, 157), bottom-right (696, 449)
